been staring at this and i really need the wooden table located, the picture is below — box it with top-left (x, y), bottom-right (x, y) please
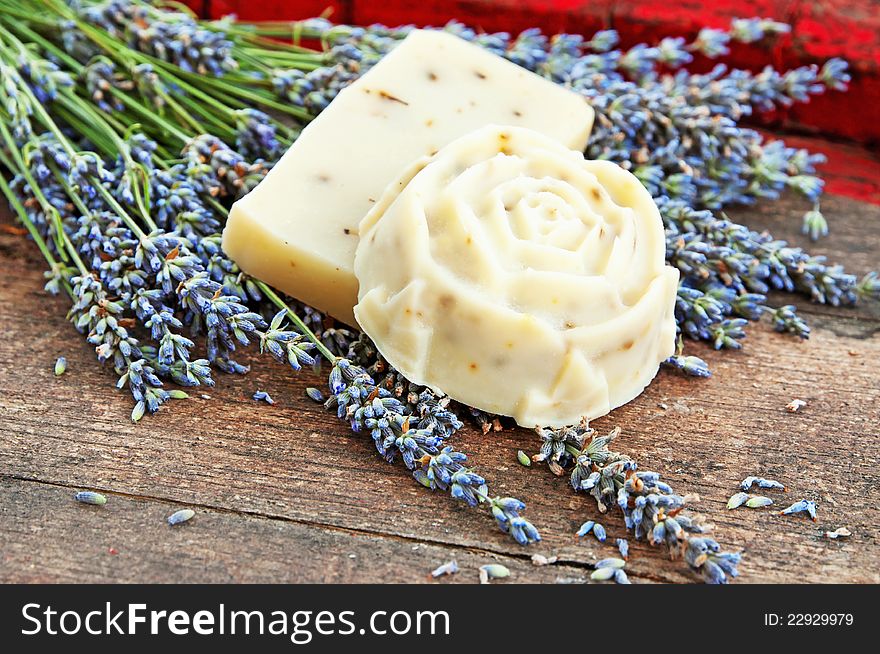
top-left (1, 135), bottom-right (878, 584)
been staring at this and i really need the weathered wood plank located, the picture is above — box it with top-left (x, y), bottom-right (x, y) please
top-left (0, 189), bottom-right (878, 584)
top-left (0, 477), bottom-right (594, 584)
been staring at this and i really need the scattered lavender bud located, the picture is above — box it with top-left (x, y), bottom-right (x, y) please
top-left (54, 356), bottom-right (67, 376)
top-left (664, 354), bottom-right (711, 378)
top-left (481, 563), bottom-right (510, 578)
top-left (131, 402), bottom-right (146, 423)
top-left (167, 509), bottom-right (195, 525)
top-left (740, 476), bottom-right (786, 491)
top-left (531, 553), bottom-right (557, 566)
top-left (594, 557), bottom-right (626, 570)
top-left (252, 390), bottom-right (275, 405)
top-left (613, 569), bottom-right (631, 584)
top-left (616, 538), bottom-right (629, 559)
top-left (824, 527), bottom-right (851, 539)
top-left (590, 567), bottom-right (616, 581)
top-left (747, 477), bottom-right (785, 491)
top-left (780, 499), bottom-right (818, 521)
top-left (430, 560), bottom-right (459, 577)
top-left (802, 207), bottom-right (828, 241)
top-left (593, 522), bottom-right (607, 542)
top-left (576, 520), bottom-right (595, 538)
top-left (786, 399), bottom-right (807, 412)
top-left (517, 450), bottom-right (531, 467)
top-left (745, 495), bottom-right (774, 508)
top-left (74, 491), bottom-right (107, 505)
top-left (305, 387), bottom-right (325, 402)
top-left (727, 492), bottom-right (750, 509)
top-left (479, 563), bottom-right (510, 583)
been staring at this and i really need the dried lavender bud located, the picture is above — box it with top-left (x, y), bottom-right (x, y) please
top-left (74, 491), bottom-right (107, 505)
top-left (78, 1), bottom-right (238, 76)
top-left (590, 567), bottom-right (616, 581)
top-left (81, 57), bottom-right (133, 113)
top-left (167, 508), bottom-right (195, 525)
top-left (594, 557), bottom-right (626, 570)
top-left (430, 560), bottom-right (459, 577)
top-left (745, 495), bottom-right (774, 508)
top-left (54, 356), bottom-right (67, 376)
top-left (727, 492), bottom-right (750, 509)
top-left (786, 399), bottom-right (807, 413)
top-left (576, 520), bottom-right (595, 538)
top-left (576, 520), bottom-right (606, 542)
top-left (305, 387), bottom-right (325, 403)
top-left (479, 564), bottom-right (510, 581)
top-left (664, 353), bottom-right (711, 378)
top-left (616, 538), bottom-right (629, 559)
top-left (252, 390), bottom-right (275, 405)
top-left (730, 17), bottom-right (790, 43)
top-left (614, 569), bottom-right (631, 584)
top-left (741, 477), bottom-right (786, 491)
top-left (780, 499), bottom-right (818, 521)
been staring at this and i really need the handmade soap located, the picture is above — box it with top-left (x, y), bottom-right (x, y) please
top-left (222, 29), bottom-right (594, 325)
top-left (354, 125), bottom-right (679, 428)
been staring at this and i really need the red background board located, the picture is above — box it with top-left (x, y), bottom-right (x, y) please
top-left (188, 0), bottom-right (880, 146)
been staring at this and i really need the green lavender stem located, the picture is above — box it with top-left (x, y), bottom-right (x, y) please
top-left (257, 281), bottom-right (337, 362)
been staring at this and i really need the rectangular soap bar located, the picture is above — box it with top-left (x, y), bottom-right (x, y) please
top-left (222, 29), bottom-right (595, 326)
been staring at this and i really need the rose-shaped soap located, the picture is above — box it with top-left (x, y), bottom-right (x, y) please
top-left (354, 125), bottom-right (679, 427)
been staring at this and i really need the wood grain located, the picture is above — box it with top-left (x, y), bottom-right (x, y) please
top-left (0, 477), bottom-right (593, 583)
top-left (1, 187), bottom-right (878, 584)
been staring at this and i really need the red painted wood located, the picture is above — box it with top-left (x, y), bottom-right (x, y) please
top-left (792, 0), bottom-right (880, 70)
top-left (350, 0), bottom-right (611, 35)
top-left (208, 0), bottom-right (351, 22)
top-left (783, 0), bottom-right (880, 143)
top-left (770, 132), bottom-right (880, 205)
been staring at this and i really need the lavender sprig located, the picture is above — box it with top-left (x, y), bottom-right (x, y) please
top-left (276, 322), bottom-right (540, 545)
top-left (535, 423), bottom-right (741, 583)
top-left (295, 15), bottom-right (871, 372)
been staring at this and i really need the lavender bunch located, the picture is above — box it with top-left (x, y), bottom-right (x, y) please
top-left (535, 424), bottom-right (740, 583)
top-left (0, 6), bottom-right (535, 543)
top-left (317, 359), bottom-right (540, 545)
top-left (0, 24), bottom-right (277, 414)
top-left (254, 297), bottom-right (539, 546)
top-left (74, 0), bottom-right (238, 76)
top-left (292, 16), bottom-right (875, 370)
